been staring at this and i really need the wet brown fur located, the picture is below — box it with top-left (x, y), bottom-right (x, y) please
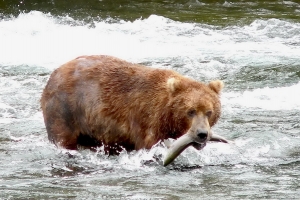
top-left (41, 55), bottom-right (223, 154)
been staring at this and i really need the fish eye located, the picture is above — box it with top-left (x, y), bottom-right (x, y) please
top-left (206, 110), bottom-right (212, 118)
top-left (187, 109), bottom-right (197, 117)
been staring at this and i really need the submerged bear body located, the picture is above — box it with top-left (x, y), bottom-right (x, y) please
top-left (41, 55), bottom-right (224, 156)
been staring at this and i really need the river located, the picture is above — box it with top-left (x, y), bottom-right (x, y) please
top-left (0, 0), bottom-right (299, 199)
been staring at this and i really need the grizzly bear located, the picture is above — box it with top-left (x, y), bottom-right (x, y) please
top-left (41, 55), bottom-right (228, 166)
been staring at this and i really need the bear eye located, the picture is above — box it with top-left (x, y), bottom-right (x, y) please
top-left (187, 109), bottom-right (197, 117)
top-left (206, 110), bottom-right (212, 118)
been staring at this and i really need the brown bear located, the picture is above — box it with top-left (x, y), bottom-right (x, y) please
top-left (41, 55), bottom-right (228, 166)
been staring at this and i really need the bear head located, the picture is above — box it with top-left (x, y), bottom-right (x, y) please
top-left (163, 77), bottom-right (225, 166)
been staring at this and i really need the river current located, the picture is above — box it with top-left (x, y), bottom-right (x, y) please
top-left (0, 1), bottom-right (300, 199)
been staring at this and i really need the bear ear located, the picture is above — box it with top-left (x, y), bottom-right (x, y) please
top-left (208, 80), bottom-right (224, 94)
top-left (167, 77), bottom-right (182, 94)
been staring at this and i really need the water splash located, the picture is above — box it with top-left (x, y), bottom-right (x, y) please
top-left (223, 82), bottom-right (300, 111)
top-left (1, 11), bottom-right (299, 74)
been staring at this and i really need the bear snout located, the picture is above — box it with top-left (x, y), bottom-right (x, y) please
top-left (196, 129), bottom-right (208, 142)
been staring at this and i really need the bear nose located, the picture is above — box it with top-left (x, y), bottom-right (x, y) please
top-left (197, 130), bottom-right (208, 141)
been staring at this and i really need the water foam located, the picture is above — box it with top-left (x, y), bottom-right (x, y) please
top-left (0, 97), bottom-right (16, 123)
top-left (223, 82), bottom-right (300, 110)
top-left (1, 11), bottom-right (299, 74)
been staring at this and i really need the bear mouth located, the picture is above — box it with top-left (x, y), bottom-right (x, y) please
top-left (192, 142), bottom-right (206, 150)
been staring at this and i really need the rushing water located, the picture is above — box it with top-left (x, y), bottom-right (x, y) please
top-left (1, 1), bottom-right (300, 199)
